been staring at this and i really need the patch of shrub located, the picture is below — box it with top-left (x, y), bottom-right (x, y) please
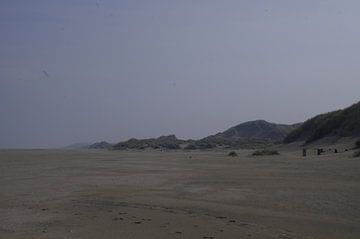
top-left (355, 140), bottom-right (360, 149)
top-left (252, 149), bottom-right (279, 156)
top-left (228, 151), bottom-right (238, 157)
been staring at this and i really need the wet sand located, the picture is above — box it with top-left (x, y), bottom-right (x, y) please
top-left (0, 149), bottom-right (359, 239)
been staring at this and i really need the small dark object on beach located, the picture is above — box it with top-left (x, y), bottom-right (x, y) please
top-left (317, 149), bottom-right (321, 155)
top-left (228, 151), bottom-right (238, 157)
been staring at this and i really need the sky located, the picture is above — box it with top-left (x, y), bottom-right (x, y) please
top-left (1, 0), bottom-right (360, 148)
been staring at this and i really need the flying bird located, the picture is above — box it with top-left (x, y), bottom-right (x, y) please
top-left (42, 70), bottom-right (50, 78)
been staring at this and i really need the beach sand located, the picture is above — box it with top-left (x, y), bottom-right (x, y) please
top-left (0, 149), bottom-right (359, 239)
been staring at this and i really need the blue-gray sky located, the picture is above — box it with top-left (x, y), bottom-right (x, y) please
top-left (1, 0), bottom-right (360, 148)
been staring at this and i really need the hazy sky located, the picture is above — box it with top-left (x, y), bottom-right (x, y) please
top-left (1, 0), bottom-right (360, 148)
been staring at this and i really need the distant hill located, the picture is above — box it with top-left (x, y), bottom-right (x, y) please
top-left (63, 142), bottom-right (91, 149)
top-left (284, 101), bottom-right (360, 144)
top-left (112, 121), bottom-right (301, 150)
top-left (113, 135), bottom-right (183, 150)
top-left (210, 120), bottom-right (300, 141)
top-left (181, 120), bottom-right (300, 150)
top-left (88, 141), bottom-right (113, 149)
top-left (65, 102), bottom-right (360, 150)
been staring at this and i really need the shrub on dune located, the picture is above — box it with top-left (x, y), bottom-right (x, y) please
top-left (252, 149), bottom-right (279, 156)
top-left (228, 151), bottom-right (238, 157)
top-left (355, 140), bottom-right (360, 149)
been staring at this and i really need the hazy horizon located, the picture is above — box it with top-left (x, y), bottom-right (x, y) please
top-left (1, 0), bottom-right (360, 148)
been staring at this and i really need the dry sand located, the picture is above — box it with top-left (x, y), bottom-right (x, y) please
top-left (0, 149), bottom-right (359, 239)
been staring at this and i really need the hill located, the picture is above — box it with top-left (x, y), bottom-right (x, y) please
top-left (63, 142), bottom-right (91, 149)
top-left (88, 141), bottom-right (113, 149)
top-left (284, 101), bottom-right (360, 144)
top-left (112, 121), bottom-right (301, 150)
top-left (182, 120), bottom-right (299, 150)
top-left (210, 120), bottom-right (299, 141)
top-left (113, 135), bottom-right (183, 150)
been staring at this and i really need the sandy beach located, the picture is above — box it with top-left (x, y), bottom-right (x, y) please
top-left (0, 149), bottom-right (359, 239)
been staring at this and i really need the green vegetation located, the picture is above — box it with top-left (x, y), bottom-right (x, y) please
top-left (284, 101), bottom-right (360, 144)
top-left (228, 151), bottom-right (238, 157)
top-left (252, 149), bottom-right (279, 156)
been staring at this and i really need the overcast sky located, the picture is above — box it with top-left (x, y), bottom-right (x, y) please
top-left (1, 0), bottom-right (360, 148)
